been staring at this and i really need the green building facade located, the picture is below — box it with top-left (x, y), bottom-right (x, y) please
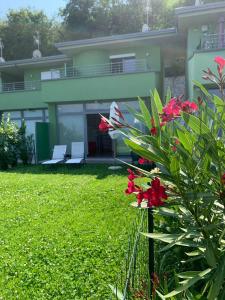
top-left (0, 1), bottom-right (225, 161)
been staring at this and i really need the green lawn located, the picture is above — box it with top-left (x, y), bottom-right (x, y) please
top-left (0, 165), bottom-right (135, 299)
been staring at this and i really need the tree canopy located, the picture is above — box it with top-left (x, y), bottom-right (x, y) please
top-left (60, 0), bottom-right (220, 40)
top-left (0, 9), bottom-right (61, 60)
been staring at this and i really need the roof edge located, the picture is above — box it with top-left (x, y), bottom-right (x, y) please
top-left (55, 28), bottom-right (177, 50)
top-left (175, 1), bottom-right (225, 16)
top-left (0, 54), bottom-right (71, 68)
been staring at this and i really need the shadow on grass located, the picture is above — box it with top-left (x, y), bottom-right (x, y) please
top-left (1, 163), bottom-right (128, 179)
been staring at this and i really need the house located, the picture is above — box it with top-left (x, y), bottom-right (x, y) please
top-left (176, 1), bottom-right (225, 99)
top-left (0, 1), bottom-right (224, 162)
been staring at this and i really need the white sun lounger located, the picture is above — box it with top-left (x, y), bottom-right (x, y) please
top-left (65, 142), bottom-right (84, 164)
top-left (42, 145), bottom-right (67, 164)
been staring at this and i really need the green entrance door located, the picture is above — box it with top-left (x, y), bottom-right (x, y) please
top-left (35, 122), bottom-right (50, 162)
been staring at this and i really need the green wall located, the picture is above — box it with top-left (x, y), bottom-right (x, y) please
top-left (187, 28), bottom-right (202, 59)
top-left (74, 49), bottom-right (109, 66)
top-left (187, 49), bottom-right (225, 99)
top-left (42, 72), bottom-right (159, 103)
top-left (0, 90), bottom-right (45, 110)
top-left (72, 45), bottom-right (161, 71)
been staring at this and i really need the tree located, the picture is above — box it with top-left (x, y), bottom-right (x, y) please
top-left (60, 0), bottom-right (220, 41)
top-left (0, 9), bottom-right (61, 60)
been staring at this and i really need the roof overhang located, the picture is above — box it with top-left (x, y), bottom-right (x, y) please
top-left (55, 28), bottom-right (178, 56)
top-left (176, 2), bottom-right (225, 32)
top-left (0, 55), bottom-right (71, 73)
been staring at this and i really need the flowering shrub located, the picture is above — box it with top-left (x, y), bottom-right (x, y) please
top-left (102, 58), bottom-right (225, 298)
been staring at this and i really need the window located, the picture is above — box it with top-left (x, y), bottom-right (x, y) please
top-left (41, 70), bottom-right (60, 81)
top-left (24, 110), bottom-right (43, 118)
top-left (110, 54), bottom-right (136, 74)
top-left (41, 71), bottom-right (52, 81)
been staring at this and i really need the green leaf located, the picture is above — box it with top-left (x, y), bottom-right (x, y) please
top-left (124, 139), bottom-right (167, 166)
top-left (207, 253), bottom-right (225, 299)
top-left (156, 207), bottom-right (180, 218)
top-left (185, 250), bottom-right (202, 257)
top-left (205, 240), bottom-right (217, 268)
top-left (176, 128), bottom-right (193, 153)
top-left (109, 285), bottom-right (124, 300)
top-left (170, 155), bottom-right (180, 178)
top-left (163, 268), bottom-right (212, 298)
top-left (142, 232), bottom-right (183, 243)
top-left (125, 104), bottom-right (145, 124)
top-left (178, 271), bottom-right (203, 279)
top-left (153, 89), bottom-right (163, 113)
top-left (165, 87), bottom-right (172, 104)
top-left (193, 80), bottom-right (211, 97)
top-left (142, 232), bottom-right (198, 248)
top-left (151, 93), bottom-right (161, 138)
top-left (213, 95), bottom-right (225, 114)
top-left (182, 112), bottom-right (211, 136)
top-left (138, 97), bottom-right (152, 129)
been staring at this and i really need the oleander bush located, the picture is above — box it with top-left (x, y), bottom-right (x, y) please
top-left (103, 57), bottom-right (225, 299)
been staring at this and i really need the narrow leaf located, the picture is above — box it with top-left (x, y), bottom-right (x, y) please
top-left (163, 269), bottom-right (211, 298)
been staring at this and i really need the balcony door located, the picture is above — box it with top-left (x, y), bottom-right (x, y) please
top-left (110, 53), bottom-right (136, 74)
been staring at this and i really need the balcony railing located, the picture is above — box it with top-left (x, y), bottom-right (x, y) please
top-left (0, 80), bottom-right (41, 93)
top-left (41, 59), bottom-right (149, 81)
top-left (0, 59), bottom-right (149, 93)
top-left (201, 33), bottom-right (225, 50)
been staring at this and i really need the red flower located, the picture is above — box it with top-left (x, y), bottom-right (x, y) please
top-left (150, 127), bottom-right (157, 136)
top-left (98, 117), bottom-right (113, 132)
top-left (175, 138), bottom-right (180, 145)
top-left (221, 174), bottom-right (225, 185)
top-left (136, 190), bottom-right (145, 206)
top-left (143, 177), bottom-right (167, 207)
top-left (161, 98), bottom-right (182, 123)
top-left (125, 181), bottom-right (139, 194)
top-left (171, 145), bottom-right (177, 152)
top-left (163, 97), bottom-right (182, 116)
top-left (138, 157), bottom-right (153, 165)
top-left (127, 168), bottom-right (139, 181)
top-left (160, 97), bottom-right (198, 124)
top-left (214, 56), bottom-right (225, 74)
top-left (181, 101), bottom-right (198, 113)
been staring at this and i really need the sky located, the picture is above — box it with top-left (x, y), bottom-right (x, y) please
top-left (0, 0), bottom-right (67, 20)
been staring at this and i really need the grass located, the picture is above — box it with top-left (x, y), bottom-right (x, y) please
top-left (0, 164), bottom-right (136, 299)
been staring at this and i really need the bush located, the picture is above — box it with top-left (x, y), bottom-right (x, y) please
top-left (0, 115), bottom-right (19, 169)
top-left (102, 57), bottom-right (225, 299)
top-left (18, 120), bottom-right (34, 165)
top-left (0, 116), bottom-right (34, 169)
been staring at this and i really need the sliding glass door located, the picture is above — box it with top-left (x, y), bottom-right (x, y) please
top-left (58, 104), bottom-right (85, 153)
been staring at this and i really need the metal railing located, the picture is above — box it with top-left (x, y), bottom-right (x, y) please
top-left (0, 80), bottom-right (41, 93)
top-left (41, 59), bottom-right (149, 81)
top-left (0, 59), bottom-right (149, 93)
top-left (201, 33), bottom-right (225, 50)
top-left (111, 210), bottom-right (150, 300)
